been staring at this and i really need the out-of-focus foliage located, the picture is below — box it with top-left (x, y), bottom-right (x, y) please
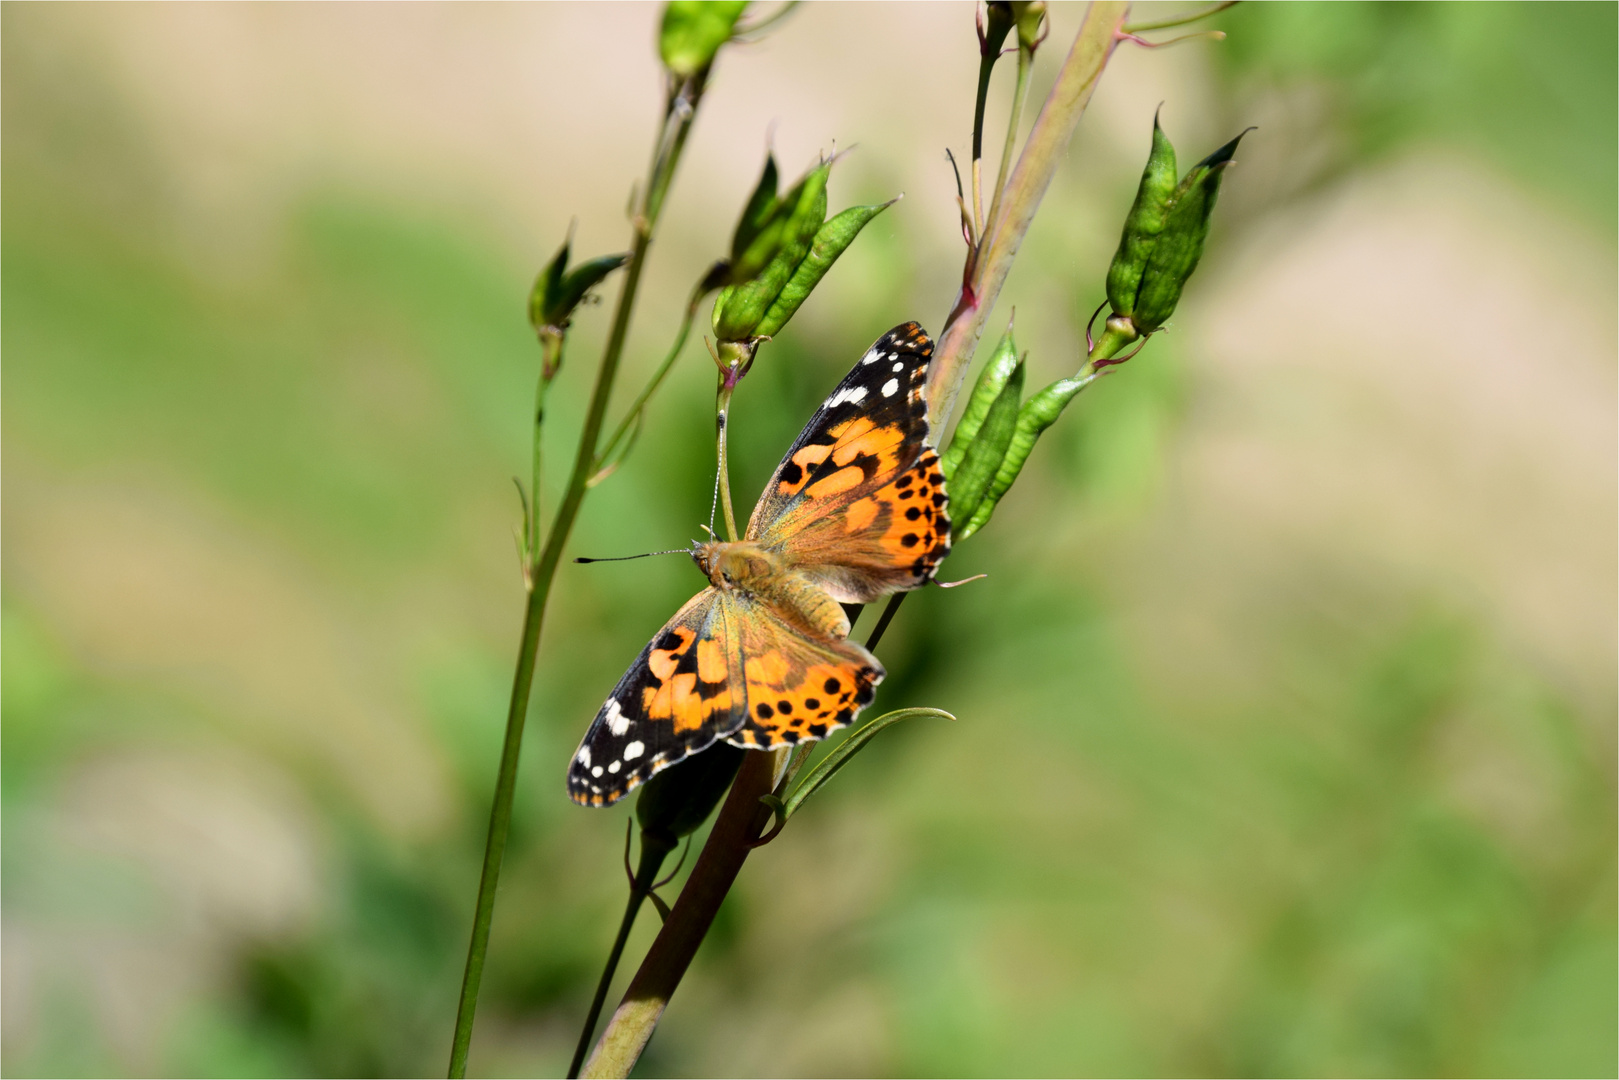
top-left (3, 4), bottom-right (1613, 1078)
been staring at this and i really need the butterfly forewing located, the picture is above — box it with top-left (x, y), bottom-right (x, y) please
top-left (567, 589), bottom-right (745, 806)
top-left (748, 322), bottom-right (951, 600)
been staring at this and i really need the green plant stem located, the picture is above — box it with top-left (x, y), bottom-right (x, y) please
top-left (970, 46), bottom-right (996, 239)
top-left (531, 332), bottom-right (564, 550)
top-left (983, 45), bottom-right (1032, 248)
top-left (714, 377), bottom-right (741, 540)
top-left (594, 276), bottom-right (712, 477)
top-left (929, 0), bottom-right (1129, 432)
top-left (580, 749), bottom-right (784, 1079)
top-left (447, 71), bottom-right (709, 1080)
top-left (566, 832), bottom-right (677, 1079)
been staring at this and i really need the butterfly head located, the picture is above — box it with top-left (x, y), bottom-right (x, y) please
top-left (692, 540), bottom-right (777, 593)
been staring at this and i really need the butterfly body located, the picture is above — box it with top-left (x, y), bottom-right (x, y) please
top-left (569, 323), bottom-right (950, 807)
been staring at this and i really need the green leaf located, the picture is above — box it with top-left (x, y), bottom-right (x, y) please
top-left (941, 325), bottom-right (1021, 479)
top-left (780, 708), bottom-right (954, 820)
top-left (1105, 113), bottom-right (1178, 323)
top-left (946, 352), bottom-right (1024, 529)
top-left (659, 0), bottom-right (748, 79)
top-left (752, 197), bottom-right (896, 339)
top-left (958, 372), bottom-right (1095, 541)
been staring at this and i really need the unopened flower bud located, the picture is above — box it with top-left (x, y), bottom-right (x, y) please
top-left (528, 237), bottom-right (627, 336)
top-left (635, 743), bottom-right (746, 845)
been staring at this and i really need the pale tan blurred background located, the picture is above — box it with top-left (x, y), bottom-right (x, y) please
top-left (3, 3), bottom-right (1614, 1077)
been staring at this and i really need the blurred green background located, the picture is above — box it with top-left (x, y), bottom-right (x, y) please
top-left (3, 3), bottom-right (1614, 1077)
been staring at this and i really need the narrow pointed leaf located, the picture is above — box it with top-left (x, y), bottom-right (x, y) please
top-left (781, 708), bottom-right (955, 820)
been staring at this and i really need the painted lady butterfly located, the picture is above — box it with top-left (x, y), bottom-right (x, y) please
top-left (568, 322), bottom-right (951, 806)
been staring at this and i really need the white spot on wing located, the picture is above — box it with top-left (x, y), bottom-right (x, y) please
top-left (592, 766), bottom-right (603, 777)
top-left (860, 346), bottom-right (880, 365)
top-left (624, 741), bottom-right (645, 760)
top-left (892, 361), bottom-right (904, 372)
top-left (608, 761), bottom-right (621, 774)
top-left (827, 384), bottom-right (868, 408)
top-left (604, 697), bottom-right (630, 736)
top-left (881, 377), bottom-right (899, 397)
top-left (576, 746), bottom-right (592, 767)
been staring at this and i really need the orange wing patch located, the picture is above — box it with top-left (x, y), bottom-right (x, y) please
top-left (724, 604), bottom-right (883, 750)
top-left (730, 651), bottom-right (879, 748)
top-left (873, 447), bottom-right (950, 580)
top-left (642, 624), bottom-right (735, 733)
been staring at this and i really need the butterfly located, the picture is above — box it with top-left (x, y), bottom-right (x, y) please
top-left (568, 322), bottom-right (951, 806)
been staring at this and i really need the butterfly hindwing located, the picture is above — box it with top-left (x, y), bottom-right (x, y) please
top-left (567, 589), bottom-right (744, 806)
top-left (725, 595), bottom-right (884, 750)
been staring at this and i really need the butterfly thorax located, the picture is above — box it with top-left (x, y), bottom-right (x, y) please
top-left (693, 540), bottom-right (850, 641)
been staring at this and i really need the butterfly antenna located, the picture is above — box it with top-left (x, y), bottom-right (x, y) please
top-left (574, 549), bottom-right (687, 564)
top-left (708, 465), bottom-right (723, 536)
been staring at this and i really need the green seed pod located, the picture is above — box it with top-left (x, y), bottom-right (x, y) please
top-left (752, 198), bottom-right (896, 340)
top-left (635, 743), bottom-right (746, 845)
top-left (1105, 114), bottom-right (1177, 326)
top-left (958, 373), bottom-right (1093, 541)
top-left (1130, 129), bottom-right (1250, 334)
top-left (659, 0), bottom-right (748, 80)
top-left (528, 238), bottom-right (628, 333)
top-left (713, 161), bottom-right (830, 341)
top-left (941, 325), bottom-right (1021, 479)
top-left (947, 352), bottom-right (1024, 530)
top-left (729, 153), bottom-right (781, 275)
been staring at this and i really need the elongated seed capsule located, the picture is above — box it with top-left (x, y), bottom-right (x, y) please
top-left (1105, 114), bottom-right (1178, 325)
top-left (941, 326), bottom-right (1021, 478)
top-left (959, 373), bottom-right (1094, 541)
top-left (714, 165), bottom-right (829, 341)
top-left (947, 355), bottom-right (1025, 529)
top-left (755, 198), bottom-right (896, 339)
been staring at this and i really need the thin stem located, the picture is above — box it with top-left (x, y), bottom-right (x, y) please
top-left (928, 1), bottom-right (1129, 432)
top-left (715, 378), bottom-right (740, 541)
top-left (983, 45), bottom-right (1032, 245)
top-left (1122, 0), bottom-right (1235, 34)
top-left (594, 275), bottom-right (714, 475)
top-left (447, 70), bottom-right (710, 1080)
top-left (532, 332), bottom-right (564, 550)
top-left (566, 833), bottom-right (676, 1079)
top-left (865, 592), bottom-right (907, 651)
top-left (969, 48), bottom-right (996, 242)
top-left (580, 750), bottom-right (784, 1079)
